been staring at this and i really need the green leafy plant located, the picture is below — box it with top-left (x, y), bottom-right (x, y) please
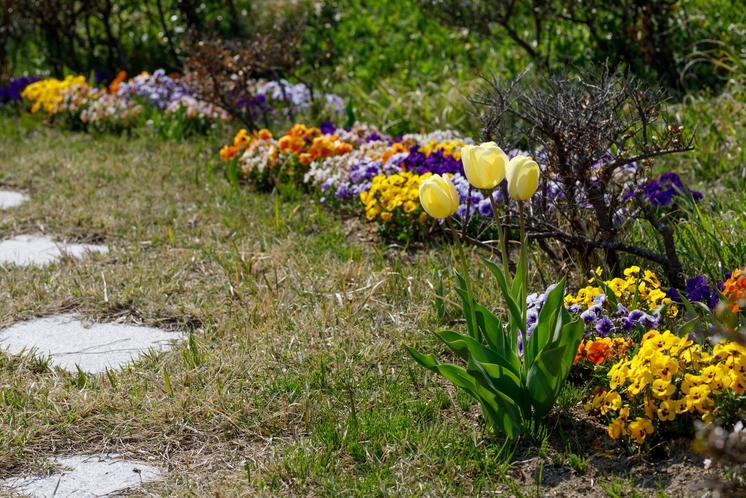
top-left (567, 453), bottom-right (589, 474)
top-left (406, 243), bottom-right (584, 438)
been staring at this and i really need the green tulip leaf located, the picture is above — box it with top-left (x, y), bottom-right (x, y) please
top-left (454, 272), bottom-right (480, 341)
top-left (436, 331), bottom-right (521, 378)
top-left (526, 278), bottom-right (565, 368)
top-left (557, 315), bottom-right (585, 373)
top-left (474, 302), bottom-right (503, 354)
top-left (467, 358), bottom-right (522, 438)
top-left (406, 347), bottom-right (478, 392)
top-left (526, 344), bottom-right (567, 420)
top-left (481, 257), bottom-right (525, 339)
top-left (227, 156), bottom-right (240, 188)
top-left (474, 361), bottom-right (527, 414)
top-left (511, 241), bottom-right (528, 300)
top-left (677, 316), bottom-right (699, 339)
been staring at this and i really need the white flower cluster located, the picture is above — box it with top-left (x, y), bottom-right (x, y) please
top-left (166, 95), bottom-right (231, 123)
top-left (238, 138), bottom-right (280, 176)
top-left (54, 85), bottom-right (143, 124)
top-left (252, 79), bottom-right (345, 115)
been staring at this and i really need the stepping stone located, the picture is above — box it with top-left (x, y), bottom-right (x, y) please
top-left (0, 314), bottom-right (185, 373)
top-left (0, 235), bottom-right (108, 266)
top-left (2, 454), bottom-right (163, 497)
top-left (0, 190), bottom-right (28, 209)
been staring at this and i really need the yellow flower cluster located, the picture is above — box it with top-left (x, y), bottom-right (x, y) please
top-left (22, 75), bottom-right (88, 113)
top-left (585, 330), bottom-right (746, 445)
top-left (418, 140), bottom-right (466, 160)
top-left (565, 266), bottom-right (673, 311)
top-left (360, 171), bottom-right (431, 223)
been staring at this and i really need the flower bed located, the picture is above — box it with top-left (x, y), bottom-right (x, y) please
top-left (219, 123), bottom-right (706, 245)
top-left (10, 70), bottom-right (344, 139)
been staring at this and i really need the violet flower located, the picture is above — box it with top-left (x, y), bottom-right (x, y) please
top-left (596, 315), bottom-right (615, 336)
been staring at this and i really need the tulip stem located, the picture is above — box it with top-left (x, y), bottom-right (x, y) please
top-left (488, 190), bottom-right (510, 283)
top-left (518, 201), bottom-right (528, 324)
top-left (446, 216), bottom-right (478, 339)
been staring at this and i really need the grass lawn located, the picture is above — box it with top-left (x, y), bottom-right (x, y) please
top-left (0, 118), bottom-right (724, 496)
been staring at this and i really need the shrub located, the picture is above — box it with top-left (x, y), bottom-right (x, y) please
top-left (474, 65), bottom-right (694, 287)
top-left (182, 25), bottom-right (302, 130)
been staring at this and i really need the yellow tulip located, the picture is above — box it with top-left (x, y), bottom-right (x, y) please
top-left (419, 174), bottom-right (460, 219)
top-left (461, 141), bottom-right (508, 189)
top-left (506, 155), bottom-right (540, 201)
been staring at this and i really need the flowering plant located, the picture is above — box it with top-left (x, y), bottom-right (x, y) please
top-left (359, 171), bottom-right (431, 240)
top-left (22, 75), bottom-right (88, 113)
top-left (574, 336), bottom-right (635, 366)
top-left (49, 84), bottom-right (144, 132)
top-left (0, 77), bottom-right (41, 107)
top-left (564, 267), bottom-right (677, 346)
top-left (585, 330), bottom-right (746, 448)
top-left (408, 150), bottom-right (584, 438)
top-left (723, 267), bottom-right (746, 313)
top-left (627, 172), bottom-right (703, 208)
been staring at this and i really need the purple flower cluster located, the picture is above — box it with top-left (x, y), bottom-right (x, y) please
top-left (319, 121), bottom-right (337, 135)
top-left (626, 172), bottom-right (703, 207)
top-left (665, 275), bottom-right (721, 310)
top-left (405, 145), bottom-right (463, 176)
top-left (517, 284), bottom-right (558, 354)
top-left (619, 308), bottom-right (660, 331)
top-left (117, 69), bottom-right (190, 109)
top-left (333, 155), bottom-right (407, 200)
top-left (568, 293), bottom-right (661, 338)
top-left (234, 93), bottom-right (274, 120)
top-left (0, 77), bottom-right (40, 104)
top-left (91, 71), bottom-right (113, 87)
top-left (575, 294), bottom-right (620, 337)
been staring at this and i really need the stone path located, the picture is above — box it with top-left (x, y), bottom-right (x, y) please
top-left (2, 454), bottom-right (163, 497)
top-left (0, 190), bottom-right (28, 209)
top-left (0, 234), bottom-right (108, 266)
top-left (0, 314), bottom-right (186, 373)
top-left (0, 192), bottom-right (179, 493)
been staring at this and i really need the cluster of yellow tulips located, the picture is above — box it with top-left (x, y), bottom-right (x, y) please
top-left (418, 141), bottom-right (539, 284)
top-left (418, 142), bottom-right (539, 220)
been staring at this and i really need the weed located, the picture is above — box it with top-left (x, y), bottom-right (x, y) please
top-left (567, 453), bottom-right (590, 474)
top-left (557, 383), bottom-right (587, 412)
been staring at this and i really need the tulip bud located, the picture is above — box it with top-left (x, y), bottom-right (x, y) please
top-left (461, 142), bottom-right (508, 190)
top-left (506, 155), bottom-right (540, 201)
top-left (419, 174), bottom-right (460, 219)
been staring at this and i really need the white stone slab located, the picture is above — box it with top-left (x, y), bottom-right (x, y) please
top-left (0, 190), bottom-right (28, 209)
top-left (0, 235), bottom-right (108, 266)
top-left (0, 314), bottom-right (185, 373)
top-left (3, 454), bottom-right (163, 497)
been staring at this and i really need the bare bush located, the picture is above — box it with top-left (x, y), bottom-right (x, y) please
top-left (182, 20), bottom-right (304, 130)
top-left (474, 65), bottom-right (693, 287)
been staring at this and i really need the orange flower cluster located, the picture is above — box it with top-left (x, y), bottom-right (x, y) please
top-left (220, 128), bottom-right (272, 160)
top-left (723, 267), bottom-right (746, 312)
top-left (575, 337), bottom-right (634, 365)
top-left (379, 142), bottom-right (409, 165)
top-left (277, 124), bottom-right (321, 154)
top-left (299, 135), bottom-right (353, 165)
top-left (274, 124), bottom-right (353, 165)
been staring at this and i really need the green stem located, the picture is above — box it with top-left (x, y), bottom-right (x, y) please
top-left (447, 216), bottom-right (478, 338)
top-left (519, 201), bottom-right (528, 351)
top-left (488, 189), bottom-right (510, 283)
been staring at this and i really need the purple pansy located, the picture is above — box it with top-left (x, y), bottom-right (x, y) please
top-left (595, 315), bottom-right (616, 336)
